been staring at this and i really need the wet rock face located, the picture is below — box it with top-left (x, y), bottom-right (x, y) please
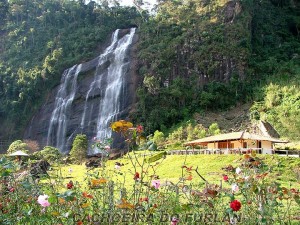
top-left (24, 28), bottom-right (140, 154)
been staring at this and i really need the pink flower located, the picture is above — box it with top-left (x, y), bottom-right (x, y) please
top-left (115, 164), bottom-right (121, 170)
top-left (171, 217), bottom-right (179, 225)
top-left (104, 145), bottom-right (110, 150)
top-left (136, 125), bottom-right (143, 133)
top-left (37, 194), bottom-right (51, 207)
top-left (151, 180), bottom-right (160, 189)
top-left (231, 183), bottom-right (239, 192)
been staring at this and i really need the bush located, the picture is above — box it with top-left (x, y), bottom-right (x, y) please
top-left (34, 146), bottom-right (61, 162)
top-left (152, 130), bottom-right (165, 146)
top-left (7, 140), bottom-right (29, 155)
top-left (69, 134), bottom-right (88, 164)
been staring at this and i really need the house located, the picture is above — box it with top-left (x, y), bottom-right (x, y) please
top-left (184, 131), bottom-right (288, 154)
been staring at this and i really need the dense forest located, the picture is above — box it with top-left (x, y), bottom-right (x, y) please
top-left (0, 0), bottom-right (299, 142)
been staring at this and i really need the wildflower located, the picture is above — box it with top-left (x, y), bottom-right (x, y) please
top-left (151, 180), bottom-right (161, 189)
top-left (290, 188), bottom-right (299, 194)
top-left (186, 174), bottom-right (193, 181)
top-left (111, 120), bottom-right (133, 132)
top-left (116, 198), bottom-right (134, 209)
top-left (77, 221), bottom-right (83, 225)
top-left (231, 183), bottom-right (239, 192)
top-left (104, 145), bottom-right (110, 151)
top-left (182, 165), bottom-right (193, 171)
top-left (244, 154), bottom-right (251, 159)
top-left (171, 217), bottom-right (179, 225)
top-left (37, 194), bottom-right (50, 207)
top-left (66, 181), bottom-right (73, 189)
top-left (9, 187), bottom-right (15, 192)
top-left (68, 168), bottom-right (73, 173)
top-left (230, 199), bottom-right (242, 211)
top-left (223, 175), bottom-right (229, 182)
top-left (153, 203), bottom-right (158, 208)
top-left (90, 178), bottom-right (107, 188)
top-left (136, 125), bottom-right (143, 133)
top-left (81, 202), bottom-right (90, 208)
top-left (58, 198), bottom-right (65, 204)
top-left (82, 192), bottom-right (93, 199)
top-left (139, 197), bottom-right (149, 202)
top-left (134, 172), bottom-right (140, 181)
top-left (236, 167), bottom-right (242, 174)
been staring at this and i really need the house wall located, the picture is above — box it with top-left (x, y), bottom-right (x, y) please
top-left (207, 140), bottom-right (273, 150)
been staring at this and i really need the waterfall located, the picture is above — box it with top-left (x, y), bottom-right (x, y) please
top-left (47, 28), bottom-right (136, 154)
top-left (47, 64), bottom-right (82, 152)
top-left (80, 30), bottom-right (119, 129)
top-left (86, 28), bottom-right (136, 154)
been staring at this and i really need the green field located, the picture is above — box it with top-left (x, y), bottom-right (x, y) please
top-left (51, 152), bottom-right (300, 191)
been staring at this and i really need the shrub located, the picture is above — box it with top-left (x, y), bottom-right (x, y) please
top-left (69, 134), bottom-right (88, 164)
top-left (35, 146), bottom-right (61, 162)
top-left (7, 140), bottom-right (29, 154)
top-left (152, 130), bottom-right (165, 147)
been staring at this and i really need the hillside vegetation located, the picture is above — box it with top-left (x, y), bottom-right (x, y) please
top-left (135, 0), bottom-right (300, 140)
top-left (0, 0), bottom-right (299, 142)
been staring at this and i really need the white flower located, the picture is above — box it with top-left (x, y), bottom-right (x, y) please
top-left (236, 167), bottom-right (242, 174)
top-left (68, 168), bottom-right (73, 173)
top-left (232, 183), bottom-right (239, 192)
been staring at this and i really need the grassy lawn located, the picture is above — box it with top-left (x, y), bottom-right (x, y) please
top-left (50, 152), bottom-right (300, 191)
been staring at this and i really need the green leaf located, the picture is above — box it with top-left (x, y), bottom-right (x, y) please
top-left (48, 195), bottom-right (57, 204)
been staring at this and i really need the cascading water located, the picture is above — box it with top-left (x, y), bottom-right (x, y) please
top-left (84, 28), bottom-right (136, 154)
top-left (47, 28), bottom-right (136, 154)
top-left (47, 65), bottom-right (82, 153)
top-left (80, 30), bottom-right (119, 129)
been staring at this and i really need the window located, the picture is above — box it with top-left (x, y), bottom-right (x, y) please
top-left (218, 142), bottom-right (233, 149)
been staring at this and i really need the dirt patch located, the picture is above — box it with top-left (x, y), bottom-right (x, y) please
top-left (193, 103), bottom-right (252, 132)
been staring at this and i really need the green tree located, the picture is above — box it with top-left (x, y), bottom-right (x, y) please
top-left (69, 134), bottom-right (88, 163)
top-left (208, 123), bottom-right (220, 136)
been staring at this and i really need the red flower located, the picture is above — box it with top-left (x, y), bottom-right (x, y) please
top-left (82, 192), bottom-right (93, 199)
top-left (186, 174), bottom-right (193, 181)
top-left (134, 172), bottom-right (140, 180)
top-left (66, 181), bottom-right (73, 189)
top-left (136, 125), bottom-right (143, 133)
top-left (223, 175), bottom-right (229, 182)
top-left (139, 197), bottom-right (149, 202)
top-left (230, 200), bottom-right (242, 211)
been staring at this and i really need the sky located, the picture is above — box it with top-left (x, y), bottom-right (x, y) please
top-left (119, 0), bottom-right (157, 9)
